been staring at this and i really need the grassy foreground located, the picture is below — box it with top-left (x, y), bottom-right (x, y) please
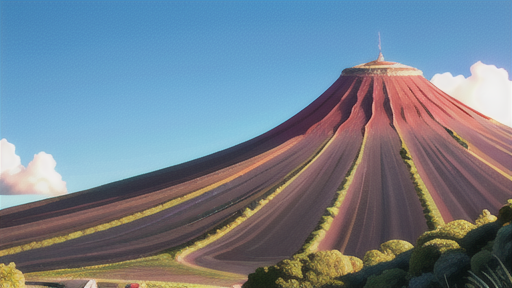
top-left (24, 254), bottom-right (245, 288)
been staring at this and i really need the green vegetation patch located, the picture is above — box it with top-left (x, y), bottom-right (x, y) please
top-left (409, 238), bottom-right (463, 276)
top-left (0, 262), bottom-right (26, 288)
top-left (416, 219), bottom-right (476, 247)
top-left (399, 140), bottom-right (444, 230)
top-left (25, 254), bottom-right (242, 287)
top-left (444, 127), bottom-right (468, 149)
top-left (363, 240), bottom-right (413, 267)
top-left (243, 250), bottom-right (362, 288)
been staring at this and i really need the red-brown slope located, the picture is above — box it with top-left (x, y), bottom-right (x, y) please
top-left (184, 76), bottom-right (369, 275)
top-left (0, 72), bottom-right (358, 273)
top-left (0, 60), bottom-right (510, 278)
top-left (317, 76), bottom-right (428, 256)
top-left (386, 76), bottom-right (511, 222)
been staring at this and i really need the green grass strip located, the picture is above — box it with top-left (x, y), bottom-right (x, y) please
top-left (446, 127), bottom-right (512, 181)
top-left (0, 185), bottom-right (223, 257)
top-left (399, 139), bottom-right (445, 230)
top-left (24, 253), bottom-right (241, 288)
top-left (175, 135), bottom-right (339, 262)
top-left (297, 131), bottom-right (368, 255)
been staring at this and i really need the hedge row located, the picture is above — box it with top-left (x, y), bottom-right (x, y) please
top-left (399, 140), bottom-right (444, 230)
top-left (298, 131), bottom-right (368, 255)
top-left (0, 166), bottom-right (265, 257)
top-left (175, 137), bottom-right (338, 261)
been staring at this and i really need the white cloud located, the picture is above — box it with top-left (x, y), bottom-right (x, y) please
top-left (0, 139), bottom-right (67, 196)
top-left (431, 61), bottom-right (512, 127)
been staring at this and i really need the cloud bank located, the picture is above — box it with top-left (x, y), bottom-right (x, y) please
top-left (0, 139), bottom-right (67, 196)
top-left (431, 61), bottom-right (512, 127)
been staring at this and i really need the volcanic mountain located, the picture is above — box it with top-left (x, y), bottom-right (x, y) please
top-left (1, 55), bottom-right (511, 277)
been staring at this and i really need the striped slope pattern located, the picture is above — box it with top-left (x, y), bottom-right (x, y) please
top-left (0, 56), bottom-right (510, 276)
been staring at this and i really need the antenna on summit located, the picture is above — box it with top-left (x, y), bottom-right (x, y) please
top-left (377, 32), bottom-right (384, 62)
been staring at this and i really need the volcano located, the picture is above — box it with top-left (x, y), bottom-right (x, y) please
top-left (1, 55), bottom-right (511, 278)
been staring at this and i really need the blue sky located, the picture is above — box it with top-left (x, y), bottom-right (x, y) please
top-left (1, 1), bottom-right (511, 208)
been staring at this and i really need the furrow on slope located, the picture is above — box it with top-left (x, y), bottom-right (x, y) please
top-left (0, 132), bottom-right (323, 272)
top-left (408, 76), bottom-right (512, 173)
top-left (386, 76), bottom-right (512, 223)
top-left (0, 137), bottom-right (300, 248)
top-left (179, 77), bottom-right (367, 275)
top-left (404, 79), bottom-right (511, 180)
top-left (0, 75), bottom-right (362, 274)
top-left (0, 75), bottom-right (360, 255)
top-left (0, 136), bottom-right (301, 254)
top-left (0, 72), bottom-right (356, 230)
top-left (317, 76), bottom-right (428, 257)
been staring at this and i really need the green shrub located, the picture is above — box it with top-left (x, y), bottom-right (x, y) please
top-left (416, 220), bottom-right (476, 247)
top-left (244, 266), bottom-right (283, 288)
top-left (498, 199), bottom-right (512, 225)
top-left (275, 278), bottom-right (311, 288)
top-left (305, 250), bottom-right (360, 278)
top-left (363, 240), bottom-right (413, 267)
top-left (340, 250), bottom-right (413, 288)
top-left (364, 268), bottom-right (408, 288)
top-left (0, 262), bottom-right (25, 288)
top-left (278, 259), bottom-right (303, 279)
top-left (459, 221), bottom-right (500, 257)
top-left (409, 239), bottom-right (462, 276)
top-left (363, 250), bottom-right (394, 267)
top-left (475, 209), bottom-right (497, 226)
top-left (244, 250), bottom-right (360, 288)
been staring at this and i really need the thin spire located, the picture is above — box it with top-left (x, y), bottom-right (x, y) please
top-left (377, 32), bottom-right (384, 61)
top-left (378, 32), bottom-right (381, 53)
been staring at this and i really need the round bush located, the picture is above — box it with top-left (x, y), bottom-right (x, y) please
top-left (409, 239), bottom-right (462, 276)
top-left (416, 220), bottom-right (476, 247)
top-left (380, 239), bottom-right (414, 256)
top-left (363, 250), bottom-right (394, 267)
top-left (306, 250), bottom-right (358, 278)
top-left (363, 240), bottom-right (413, 267)
top-left (0, 262), bottom-right (25, 288)
top-left (459, 221), bottom-right (500, 257)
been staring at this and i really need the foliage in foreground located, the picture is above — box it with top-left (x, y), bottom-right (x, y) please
top-left (243, 250), bottom-right (363, 288)
top-left (0, 262), bottom-right (25, 288)
top-left (244, 199), bottom-right (512, 288)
